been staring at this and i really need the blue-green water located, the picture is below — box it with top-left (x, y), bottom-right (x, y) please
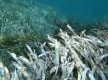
top-left (36, 0), bottom-right (108, 24)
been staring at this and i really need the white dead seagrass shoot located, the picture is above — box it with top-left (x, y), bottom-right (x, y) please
top-left (0, 24), bottom-right (108, 80)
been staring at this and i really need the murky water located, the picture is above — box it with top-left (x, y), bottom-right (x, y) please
top-left (36, 0), bottom-right (108, 24)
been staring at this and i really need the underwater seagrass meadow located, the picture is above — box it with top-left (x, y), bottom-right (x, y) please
top-left (0, 0), bottom-right (108, 80)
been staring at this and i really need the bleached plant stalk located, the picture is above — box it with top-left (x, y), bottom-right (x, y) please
top-left (0, 62), bottom-right (10, 80)
top-left (0, 24), bottom-right (108, 80)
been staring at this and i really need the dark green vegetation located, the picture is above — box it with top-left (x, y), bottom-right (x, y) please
top-left (0, 0), bottom-right (67, 63)
top-left (0, 25), bottom-right (108, 80)
top-left (0, 0), bottom-right (108, 80)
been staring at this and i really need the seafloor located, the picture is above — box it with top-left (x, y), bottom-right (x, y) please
top-left (0, 0), bottom-right (108, 80)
